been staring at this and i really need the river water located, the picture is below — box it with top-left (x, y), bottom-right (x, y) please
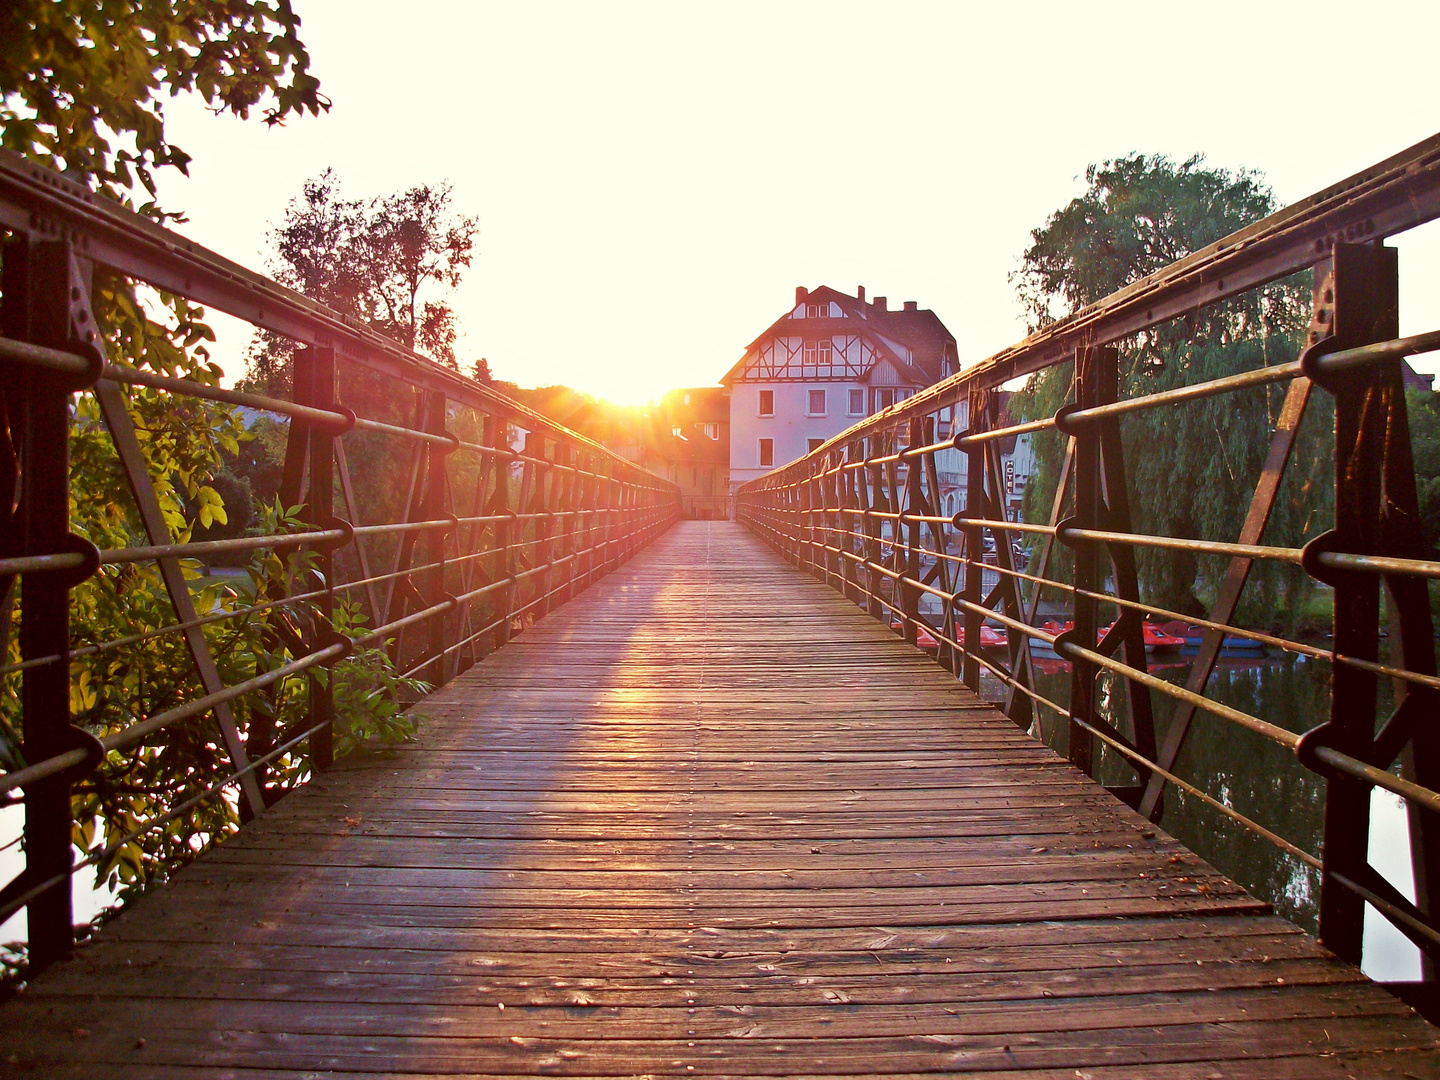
top-left (979, 641), bottom-right (1423, 981)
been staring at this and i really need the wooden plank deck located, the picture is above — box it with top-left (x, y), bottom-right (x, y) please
top-left (4, 520), bottom-right (1438, 1077)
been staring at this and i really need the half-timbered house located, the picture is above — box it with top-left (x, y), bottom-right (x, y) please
top-left (722, 286), bottom-right (959, 492)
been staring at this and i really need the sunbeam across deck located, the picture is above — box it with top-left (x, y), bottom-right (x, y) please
top-left (3, 522), bottom-right (1437, 1076)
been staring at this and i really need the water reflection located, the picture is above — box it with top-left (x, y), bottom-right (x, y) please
top-left (980, 645), bottom-right (1397, 936)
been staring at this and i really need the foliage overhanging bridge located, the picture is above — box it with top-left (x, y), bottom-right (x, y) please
top-left (5, 137), bottom-right (1440, 1075)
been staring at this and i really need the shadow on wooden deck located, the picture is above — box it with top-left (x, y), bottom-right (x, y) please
top-left (3, 521), bottom-right (1438, 1077)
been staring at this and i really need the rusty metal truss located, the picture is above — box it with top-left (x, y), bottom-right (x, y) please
top-left (738, 131), bottom-right (1440, 987)
top-left (0, 152), bottom-right (680, 970)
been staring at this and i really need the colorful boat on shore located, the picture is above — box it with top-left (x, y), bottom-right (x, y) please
top-left (890, 618), bottom-right (940, 653)
top-left (1028, 619), bottom-right (1187, 656)
top-left (888, 619), bottom-right (1009, 653)
top-left (1108, 620), bottom-right (1187, 654)
top-left (1157, 620), bottom-right (1268, 657)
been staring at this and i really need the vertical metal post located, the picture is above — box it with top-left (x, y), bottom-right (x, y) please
top-left (801, 464), bottom-right (816, 577)
top-left (816, 455), bottom-right (832, 585)
top-left (1092, 363), bottom-right (1156, 795)
top-left (596, 455), bottom-right (613, 580)
top-left (420, 391), bottom-right (450, 680)
top-left (902, 417), bottom-right (923, 645)
top-left (1065, 347), bottom-right (1111, 777)
top-left (534, 441), bottom-right (556, 617)
top-left (574, 451), bottom-right (592, 591)
top-left (5, 240), bottom-right (80, 966)
top-left (303, 347), bottom-right (337, 770)
top-left (825, 455), bottom-right (841, 586)
top-left (864, 441), bottom-right (884, 620)
top-left (961, 391), bottom-right (987, 690)
top-left (842, 440), bottom-right (862, 605)
top-left (1314, 242), bottom-right (1399, 966)
top-left (487, 415), bottom-right (517, 645)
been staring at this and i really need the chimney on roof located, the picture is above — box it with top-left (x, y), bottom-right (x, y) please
top-left (874, 296), bottom-right (887, 312)
top-left (903, 300), bottom-right (918, 312)
top-left (796, 286), bottom-right (808, 305)
top-left (856, 285), bottom-right (865, 302)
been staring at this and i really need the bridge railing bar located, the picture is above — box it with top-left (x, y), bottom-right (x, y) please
top-left (0, 160), bottom-right (680, 972)
top-left (796, 512), bottom-right (1440, 657)
top-left (738, 132), bottom-right (1440, 981)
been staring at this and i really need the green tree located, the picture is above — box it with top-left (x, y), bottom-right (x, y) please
top-left (246, 169), bottom-right (478, 385)
top-left (1, 0), bottom-right (327, 208)
top-left (1410, 389), bottom-right (1440, 548)
top-left (1009, 154), bottom-right (1326, 625)
top-left (1, 4), bottom-right (424, 971)
top-left (238, 171), bottom-right (479, 579)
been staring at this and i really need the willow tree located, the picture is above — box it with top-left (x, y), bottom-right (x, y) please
top-left (1009, 154), bottom-right (1327, 626)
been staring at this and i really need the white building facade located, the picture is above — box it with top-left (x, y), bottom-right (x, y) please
top-left (724, 286), bottom-right (959, 493)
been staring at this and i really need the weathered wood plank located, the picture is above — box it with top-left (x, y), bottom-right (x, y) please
top-left (1, 520), bottom-right (1435, 1076)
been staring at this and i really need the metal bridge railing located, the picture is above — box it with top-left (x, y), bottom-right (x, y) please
top-left (0, 150), bottom-right (680, 970)
top-left (738, 132), bottom-right (1440, 982)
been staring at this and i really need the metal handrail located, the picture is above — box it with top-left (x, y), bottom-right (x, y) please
top-left (735, 133), bottom-right (1440, 975)
top-left (0, 151), bottom-right (683, 972)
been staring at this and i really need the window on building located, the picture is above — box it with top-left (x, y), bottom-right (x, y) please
top-left (803, 339), bottom-right (818, 364)
top-left (806, 302), bottom-right (819, 318)
top-left (808, 438), bottom-right (824, 453)
top-left (848, 388), bottom-right (865, 415)
top-left (758, 390), bottom-right (773, 416)
top-left (696, 422), bottom-right (719, 440)
top-left (818, 338), bottom-right (833, 365)
top-left (872, 387), bottom-right (897, 412)
top-left (808, 389), bottom-right (826, 415)
top-left (759, 439), bottom-right (774, 467)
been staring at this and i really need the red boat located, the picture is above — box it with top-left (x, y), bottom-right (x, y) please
top-left (1032, 619), bottom-right (1184, 656)
top-left (1102, 619), bottom-right (1187, 654)
top-left (890, 619), bottom-right (1008, 653)
top-left (890, 618), bottom-right (940, 653)
top-left (960, 624), bottom-right (1009, 650)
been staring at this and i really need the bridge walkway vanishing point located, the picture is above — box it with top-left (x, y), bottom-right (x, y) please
top-left (3, 520), bottom-right (1439, 1077)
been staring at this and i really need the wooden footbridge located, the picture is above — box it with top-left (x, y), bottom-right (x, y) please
top-left (4, 521), bottom-right (1437, 1076)
top-left (7, 139), bottom-right (1440, 1076)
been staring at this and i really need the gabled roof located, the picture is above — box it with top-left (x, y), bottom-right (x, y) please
top-left (870, 353), bottom-right (935, 387)
top-left (723, 286), bottom-right (957, 386)
top-left (741, 285), bottom-right (869, 352)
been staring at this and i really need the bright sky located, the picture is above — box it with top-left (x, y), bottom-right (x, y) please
top-left (152, 0), bottom-right (1440, 404)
